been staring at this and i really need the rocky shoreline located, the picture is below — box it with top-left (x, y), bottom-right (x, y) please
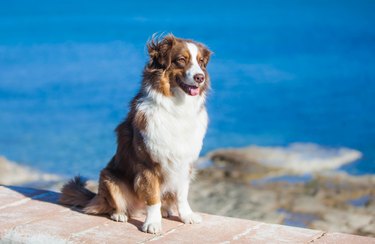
top-left (1, 144), bottom-right (374, 237)
top-left (0, 156), bottom-right (61, 188)
top-left (191, 145), bottom-right (374, 237)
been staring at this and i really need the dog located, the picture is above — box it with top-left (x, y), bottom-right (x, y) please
top-left (59, 34), bottom-right (212, 234)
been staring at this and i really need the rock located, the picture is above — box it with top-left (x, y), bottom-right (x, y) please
top-left (0, 156), bottom-right (60, 187)
top-left (207, 143), bottom-right (362, 174)
top-left (346, 213), bottom-right (373, 230)
top-left (193, 143), bottom-right (375, 237)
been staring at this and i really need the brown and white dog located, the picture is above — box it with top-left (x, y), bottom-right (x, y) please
top-left (59, 34), bottom-right (211, 234)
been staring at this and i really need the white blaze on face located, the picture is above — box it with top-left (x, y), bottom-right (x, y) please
top-left (186, 42), bottom-right (205, 86)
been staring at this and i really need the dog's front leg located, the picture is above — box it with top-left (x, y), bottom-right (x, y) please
top-left (143, 202), bottom-right (162, 234)
top-left (135, 170), bottom-right (162, 234)
top-left (177, 178), bottom-right (202, 224)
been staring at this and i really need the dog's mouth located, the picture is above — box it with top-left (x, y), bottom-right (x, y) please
top-left (176, 78), bottom-right (200, 96)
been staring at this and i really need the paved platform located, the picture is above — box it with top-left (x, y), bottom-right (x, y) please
top-left (0, 185), bottom-right (374, 243)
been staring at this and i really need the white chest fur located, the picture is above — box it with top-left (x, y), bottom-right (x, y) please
top-left (137, 87), bottom-right (208, 191)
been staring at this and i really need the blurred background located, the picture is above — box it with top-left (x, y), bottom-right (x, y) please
top-left (0, 0), bottom-right (374, 236)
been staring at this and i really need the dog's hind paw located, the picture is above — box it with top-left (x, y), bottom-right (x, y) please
top-left (110, 212), bottom-right (128, 222)
top-left (161, 208), bottom-right (174, 218)
top-left (181, 212), bottom-right (202, 224)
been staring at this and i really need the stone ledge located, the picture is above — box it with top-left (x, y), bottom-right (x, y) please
top-left (0, 185), bottom-right (374, 243)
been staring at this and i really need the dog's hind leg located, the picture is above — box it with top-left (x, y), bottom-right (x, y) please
top-left (83, 194), bottom-right (112, 215)
top-left (102, 169), bottom-right (130, 222)
top-left (84, 169), bottom-right (129, 222)
top-left (106, 181), bottom-right (128, 223)
top-left (161, 192), bottom-right (176, 218)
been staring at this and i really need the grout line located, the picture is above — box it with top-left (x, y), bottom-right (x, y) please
top-left (308, 231), bottom-right (327, 243)
top-left (232, 223), bottom-right (264, 241)
top-left (219, 223), bottom-right (264, 244)
top-left (68, 222), bottom-right (108, 240)
top-left (0, 192), bottom-right (55, 210)
top-left (139, 223), bottom-right (185, 243)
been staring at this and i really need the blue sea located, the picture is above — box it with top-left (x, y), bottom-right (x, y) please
top-left (0, 1), bottom-right (374, 179)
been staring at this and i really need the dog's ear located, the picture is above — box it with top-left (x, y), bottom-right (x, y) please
top-left (201, 46), bottom-right (212, 68)
top-left (147, 34), bottom-right (176, 69)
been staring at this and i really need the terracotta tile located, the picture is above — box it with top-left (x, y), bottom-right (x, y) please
top-left (314, 232), bottom-right (375, 244)
top-left (231, 223), bottom-right (324, 244)
top-left (0, 191), bottom-right (62, 237)
top-left (0, 185), bottom-right (48, 208)
top-left (2, 208), bottom-right (108, 242)
top-left (0, 186), bottom-right (374, 243)
top-left (145, 213), bottom-right (263, 243)
top-left (0, 186), bottom-right (184, 243)
top-left (69, 216), bottom-right (183, 243)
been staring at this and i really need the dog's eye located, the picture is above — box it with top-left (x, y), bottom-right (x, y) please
top-left (199, 57), bottom-right (206, 67)
top-left (177, 57), bottom-right (186, 64)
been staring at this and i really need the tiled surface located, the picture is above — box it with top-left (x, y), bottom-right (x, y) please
top-left (0, 185), bottom-right (374, 243)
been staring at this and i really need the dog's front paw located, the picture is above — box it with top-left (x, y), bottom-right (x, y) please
top-left (181, 212), bottom-right (202, 224)
top-left (110, 212), bottom-right (128, 222)
top-left (142, 221), bottom-right (162, 234)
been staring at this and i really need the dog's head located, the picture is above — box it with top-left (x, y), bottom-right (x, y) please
top-left (145, 34), bottom-right (212, 97)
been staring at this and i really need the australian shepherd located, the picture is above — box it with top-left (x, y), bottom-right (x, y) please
top-left (59, 34), bottom-right (212, 234)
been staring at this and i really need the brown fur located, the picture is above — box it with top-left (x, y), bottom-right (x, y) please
top-left (59, 176), bottom-right (96, 207)
top-left (59, 34), bottom-right (211, 220)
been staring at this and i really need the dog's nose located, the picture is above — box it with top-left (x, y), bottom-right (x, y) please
top-left (194, 74), bottom-right (205, 84)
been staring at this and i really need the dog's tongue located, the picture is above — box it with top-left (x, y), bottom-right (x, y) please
top-left (189, 87), bottom-right (200, 96)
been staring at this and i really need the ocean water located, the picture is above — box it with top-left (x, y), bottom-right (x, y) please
top-left (0, 1), bottom-right (374, 179)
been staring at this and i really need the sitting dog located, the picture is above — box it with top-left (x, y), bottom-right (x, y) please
top-left (59, 34), bottom-right (212, 234)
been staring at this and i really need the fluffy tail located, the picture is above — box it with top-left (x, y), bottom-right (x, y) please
top-left (59, 176), bottom-right (96, 207)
